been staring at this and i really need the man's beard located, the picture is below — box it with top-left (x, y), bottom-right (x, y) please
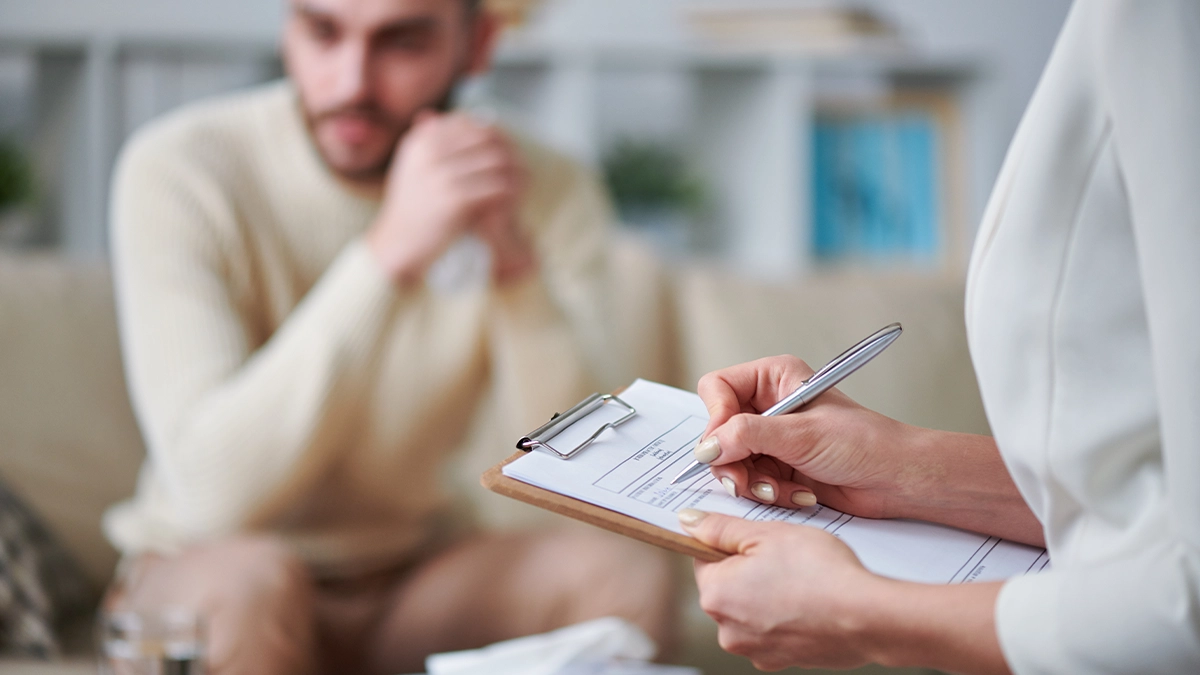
top-left (304, 78), bottom-right (459, 183)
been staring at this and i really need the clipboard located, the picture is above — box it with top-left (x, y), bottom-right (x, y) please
top-left (481, 391), bottom-right (727, 562)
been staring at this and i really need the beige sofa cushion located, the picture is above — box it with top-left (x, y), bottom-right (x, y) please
top-left (0, 253), bottom-right (145, 590)
top-left (674, 267), bottom-right (989, 435)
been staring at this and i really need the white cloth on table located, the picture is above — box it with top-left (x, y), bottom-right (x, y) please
top-left (424, 617), bottom-right (700, 675)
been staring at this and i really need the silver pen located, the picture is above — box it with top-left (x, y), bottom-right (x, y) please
top-left (669, 322), bottom-right (903, 485)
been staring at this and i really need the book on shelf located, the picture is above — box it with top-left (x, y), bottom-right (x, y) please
top-left (810, 95), bottom-right (959, 266)
top-left (486, 0), bottom-right (543, 29)
top-left (684, 2), bottom-right (902, 55)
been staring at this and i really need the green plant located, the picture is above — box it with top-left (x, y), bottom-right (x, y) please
top-left (0, 138), bottom-right (34, 211)
top-left (602, 139), bottom-right (706, 217)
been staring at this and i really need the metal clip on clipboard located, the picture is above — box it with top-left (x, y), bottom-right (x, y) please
top-left (516, 393), bottom-right (637, 459)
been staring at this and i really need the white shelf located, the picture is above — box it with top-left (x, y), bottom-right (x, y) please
top-left (481, 39), bottom-right (979, 277)
top-left (1, 27), bottom-right (980, 275)
top-left (494, 40), bottom-right (978, 75)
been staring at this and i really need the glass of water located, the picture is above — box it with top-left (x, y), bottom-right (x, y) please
top-left (99, 608), bottom-right (205, 675)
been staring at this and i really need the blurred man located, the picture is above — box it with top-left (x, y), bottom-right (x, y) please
top-left (103, 0), bottom-right (675, 673)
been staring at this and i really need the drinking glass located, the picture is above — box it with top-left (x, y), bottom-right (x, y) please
top-left (98, 608), bottom-right (205, 675)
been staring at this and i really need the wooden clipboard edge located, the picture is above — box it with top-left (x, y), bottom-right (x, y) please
top-left (482, 450), bottom-right (728, 563)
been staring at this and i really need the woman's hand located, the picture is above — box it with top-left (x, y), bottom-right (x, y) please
top-left (696, 355), bottom-right (926, 519)
top-left (680, 509), bottom-right (1013, 674)
top-left (694, 354), bottom-right (1047, 549)
top-left (680, 509), bottom-right (884, 670)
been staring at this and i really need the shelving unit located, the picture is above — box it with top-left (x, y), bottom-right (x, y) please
top-left (0, 37), bottom-right (278, 254)
top-left (1, 21), bottom-right (979, 278)
top-left (482, 43), bottom-right (977, 277)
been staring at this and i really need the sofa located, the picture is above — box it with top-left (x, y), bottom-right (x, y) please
top-left (0, 236), bottom-right (984, 674)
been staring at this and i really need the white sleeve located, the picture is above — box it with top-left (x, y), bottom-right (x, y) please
top-left (995, 2), bottom-right (1200, 673)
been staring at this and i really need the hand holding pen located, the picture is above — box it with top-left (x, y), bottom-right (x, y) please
top-left (673, 323), bottom-right (906, 511)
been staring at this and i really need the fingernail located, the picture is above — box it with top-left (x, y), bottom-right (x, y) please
top-left (720, 477), bottom-right (737, 498)
top-left (694, 436), bottom-right (721, 463)
top-left (678, 508), bottom-right (708, 527)
top-left (750, 482), bottom-right (776, 502)
top-left (790, 491), bottom-right (817, 507)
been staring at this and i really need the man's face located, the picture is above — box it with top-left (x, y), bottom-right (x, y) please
top-left (283, 0), bottom-right (490, 182)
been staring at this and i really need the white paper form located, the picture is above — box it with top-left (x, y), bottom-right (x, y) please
top-left (504, 380), bottom-right (1050, 584)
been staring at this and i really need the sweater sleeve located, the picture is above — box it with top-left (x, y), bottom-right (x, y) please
top-left (995, 2), bottom-right (1200, 672)
top-left (485, 153), bottom-right (628, 444)
top-left (109, 129), bottom-right (415, 541)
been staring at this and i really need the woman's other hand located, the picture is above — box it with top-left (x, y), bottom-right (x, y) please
top-left (680, 509), bottom-right (1012, 674)
top-left (680, 509), bottom-right (884, 670)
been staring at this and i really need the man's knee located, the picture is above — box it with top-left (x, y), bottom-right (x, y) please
top-left (131, 536), bottom-right (311, 611)
top-left (533, 529), bottom-right (679, 650)
top-left (207, 536), bottom-right (314, 610)
top-left (122, 536), bottom-right (317, 675)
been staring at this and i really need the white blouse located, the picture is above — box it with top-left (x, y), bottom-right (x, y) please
top-left (965, 1), bottom-right (1200, 672)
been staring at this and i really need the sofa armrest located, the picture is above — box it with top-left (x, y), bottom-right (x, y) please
top-left (0, 253), bottom-right (145, 590)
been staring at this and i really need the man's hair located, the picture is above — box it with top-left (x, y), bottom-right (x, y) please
top-left (464, 0), bottom-right (483, 14)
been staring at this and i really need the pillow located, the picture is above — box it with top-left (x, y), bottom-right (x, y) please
top-left (0, 476), bottom-right (93, 657)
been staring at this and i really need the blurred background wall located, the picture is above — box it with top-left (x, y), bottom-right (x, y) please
top-left (0, 0), bottom-right (1072, 278)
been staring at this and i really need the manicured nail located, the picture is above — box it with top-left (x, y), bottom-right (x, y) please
top-left (750, 482), bottom-right (776, 502)
top-left (720, 477), bottom-right (737, 498)
top-left (694, 436), bottom-right (721, 463)
top-left (790, 491), bottom-right (817, 507)
top-left (678, 508), bottom-right (708, 527)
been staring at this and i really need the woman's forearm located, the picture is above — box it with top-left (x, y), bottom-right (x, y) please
top-left (859, 579), bottom-right (1011, 675)
top-left (888, 427), bottom-right (1045, 547)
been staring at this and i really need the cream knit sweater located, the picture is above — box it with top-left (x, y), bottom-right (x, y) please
top-left (104, 81), bottom-right (624, 576)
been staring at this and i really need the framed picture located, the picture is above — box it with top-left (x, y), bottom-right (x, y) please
top-left (811, 88), bottom-right (965, 273)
